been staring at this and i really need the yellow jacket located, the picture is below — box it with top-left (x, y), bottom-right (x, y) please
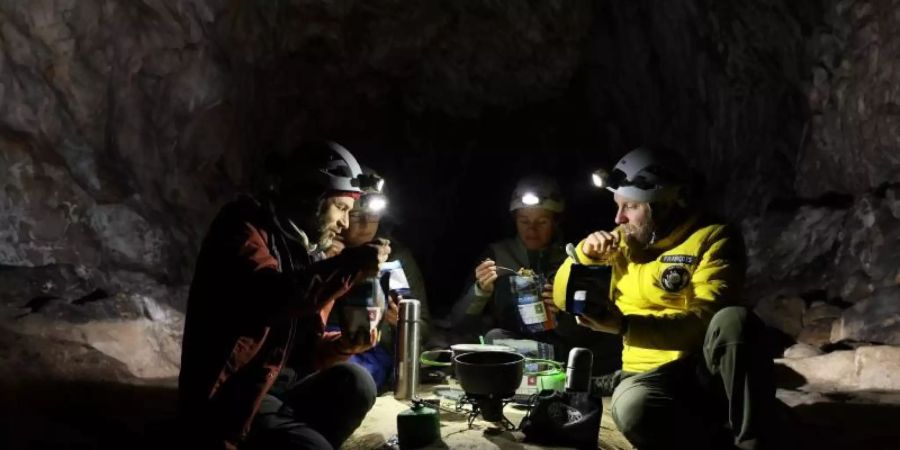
top-left (562, 214), bottom-right (745, 373)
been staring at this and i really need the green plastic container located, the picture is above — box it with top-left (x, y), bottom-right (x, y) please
top-left (517, 359), bottom-right (566, 397)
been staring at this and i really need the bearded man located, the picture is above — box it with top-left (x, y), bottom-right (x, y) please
top-left (178, 140), bottom-right (389, 450)
top-left (557, 147), bottom-right (778, 450)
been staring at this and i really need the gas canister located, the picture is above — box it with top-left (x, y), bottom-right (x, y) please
top-left (397, 399), bottom-right (440, 448)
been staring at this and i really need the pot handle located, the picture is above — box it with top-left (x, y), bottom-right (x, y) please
top-left (523, 358), bottom-right (563, 376)
top-left (419, 349), bottom-right (452, 367)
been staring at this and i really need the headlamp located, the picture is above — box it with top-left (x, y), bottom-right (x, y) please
top-left (591, 168), bottom-right (632, 191)
top-left (357, 173), bottom-right (386, 194)
top-left (360, 193), bottom-right (387, 214)
top-left (366, 195), bottom-right (387, 213)
top-left (591, 169), bottom-right (608, 188)
top-left (521, 192), bottom-right (540, 206)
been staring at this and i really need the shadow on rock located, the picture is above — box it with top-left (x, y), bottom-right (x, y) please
top-left (0, 377), bottom-right (179, 450)
top-left (776, 391), bottom-right (900, 450)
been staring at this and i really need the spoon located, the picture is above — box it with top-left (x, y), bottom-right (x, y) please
top-left (494, 265), bottom-right (520, 275)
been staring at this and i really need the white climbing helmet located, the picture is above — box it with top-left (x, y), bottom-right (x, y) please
top-left (591, 147), bottom-right (686, 203)
top-left (509, 175), bottom-right (565, 213)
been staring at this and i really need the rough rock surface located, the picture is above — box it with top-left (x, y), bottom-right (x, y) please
top-left (776, 345), bottom-right (900, 392)
top-left (747, 189), bottom-right (900, 351)
top-left (0, 264), bottom-right (184, 380)
top-left (798, 0), bottom-right (900, 197)
top-left (754, 295), bottom-right (806, 338)
top-left (831, 285), bottom-right (900, 345)
top-left (737, 0), bottom-right (900, 359)
top-left (783, 343), bottom-right (825, 359)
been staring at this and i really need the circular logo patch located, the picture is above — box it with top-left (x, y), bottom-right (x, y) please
top-left (660, 265), bottom-right (690, 292)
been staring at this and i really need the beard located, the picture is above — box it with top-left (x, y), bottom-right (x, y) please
top-left (622, 218), bottom-right (656, 248)
top-left (315, 215), bottom-right (337, 249)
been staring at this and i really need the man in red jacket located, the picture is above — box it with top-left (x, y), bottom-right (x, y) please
top-left (178, 141), bottom-right (389, 450)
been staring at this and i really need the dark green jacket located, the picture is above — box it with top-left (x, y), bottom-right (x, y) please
top-left (450, 237), bottom-right (567, 333)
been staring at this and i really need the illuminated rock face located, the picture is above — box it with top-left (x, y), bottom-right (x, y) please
top-left (0, 264), bottom-right (184, 381)
top-left (746, 189), bottom-right (900, 348)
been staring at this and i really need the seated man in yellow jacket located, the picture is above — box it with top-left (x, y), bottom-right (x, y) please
top-left (553, 147), bottom-right (776, 450)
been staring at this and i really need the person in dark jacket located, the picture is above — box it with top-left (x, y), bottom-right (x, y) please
top-left (178, 141), bottom-right (390, 450)
top-left (449, 175), bottom-right (622, 375)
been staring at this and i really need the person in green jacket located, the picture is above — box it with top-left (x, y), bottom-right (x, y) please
top-left (450, 175), bottom-right (622, 375)
top-left (557, 147), bottom-right (777, 450)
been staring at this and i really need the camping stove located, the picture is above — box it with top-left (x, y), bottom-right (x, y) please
top-left (455, 393), bottom-right (516, 430)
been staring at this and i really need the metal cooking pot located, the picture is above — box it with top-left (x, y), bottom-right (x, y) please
top-left (419, 343), bottom-right (515, 368)
top-left (454, 351), bottom-right (525, 398)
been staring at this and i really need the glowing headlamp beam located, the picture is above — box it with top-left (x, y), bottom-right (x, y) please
top-left (591, 171), bottom-right (606, 188)
top-left (366, 196), bottom-right (387, 212)
top-left (521, 192), bottom-right (540, 206)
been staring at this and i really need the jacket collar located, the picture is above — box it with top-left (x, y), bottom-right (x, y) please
top-left (649, 212), bottom-right (700, 251)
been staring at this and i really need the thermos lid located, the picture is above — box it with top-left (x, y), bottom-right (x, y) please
top-left (567, 347), bottom-right (593, 371)
top-left (398, 299), bottom-right (421, 321)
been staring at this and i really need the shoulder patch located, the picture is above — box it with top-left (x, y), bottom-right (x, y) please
top-left (660, 265), bottom-right (691, 292)
top-left (660, 254), bottom-right (698, 265)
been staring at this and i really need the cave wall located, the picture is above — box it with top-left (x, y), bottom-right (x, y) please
top-left (580, 0), bottom-right (900, 347)
top-left (741, 0), bottom-right (900, 349)
top-left (0, 0), bottom-right (239, 290)
top-left (0, 0), bottom-right (598, 378)
top-left (584, 0), bottom-right (813, 216)
top-left (0, 0), bottom-right (899, 380)
top-left (800, 0), bottom-right (900, 197)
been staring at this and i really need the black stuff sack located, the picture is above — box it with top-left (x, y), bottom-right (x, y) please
top-left (520, 389), bottom-right (602, 450)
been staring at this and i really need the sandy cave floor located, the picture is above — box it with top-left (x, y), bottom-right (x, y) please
top-left (4, 376), bottom-right (900, 449)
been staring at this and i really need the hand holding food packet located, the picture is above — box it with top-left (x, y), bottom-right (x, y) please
top-left (339, 259), bottom-right (412, 341)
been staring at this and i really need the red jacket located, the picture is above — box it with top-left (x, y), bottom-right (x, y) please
top-left (178, 197), bottom-right (361, 449)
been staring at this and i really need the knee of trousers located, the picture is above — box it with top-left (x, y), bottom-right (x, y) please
top-left (328, 362), bottom-right (377, 414)
top-left (705, 306), bottom-right (757, 347)
top-left (609, 377), bottom-right (657, 439)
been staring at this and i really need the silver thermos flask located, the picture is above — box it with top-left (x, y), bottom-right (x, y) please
top-left (394, 299), bottom-right (421, 400)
